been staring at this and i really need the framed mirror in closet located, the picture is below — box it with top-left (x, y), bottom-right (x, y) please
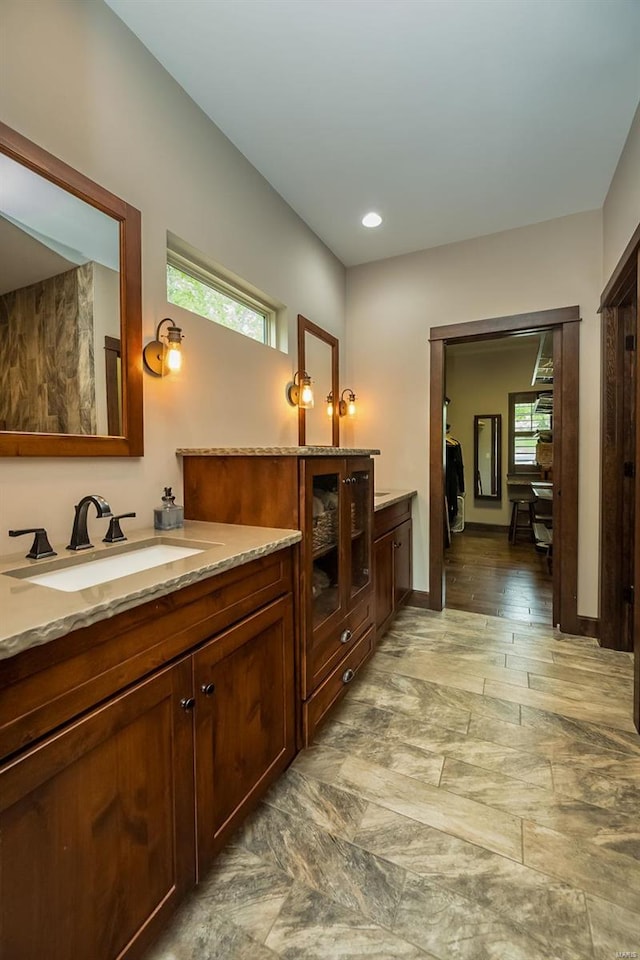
top-left (474, 414), bottom-right (502, 500)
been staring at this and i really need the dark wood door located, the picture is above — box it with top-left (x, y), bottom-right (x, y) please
top-left (374, 531), bottom-right (394, 631)
top-left (0, 659), bottom-right (195, 960)
top-left (393, 518), bottom-right (413, 608)
top-left (599, 221), bottom-right (640, 730)
top-left (600, 301), bottom-right (636, 651)
top-left (193, 596), bottom-right (295, 875)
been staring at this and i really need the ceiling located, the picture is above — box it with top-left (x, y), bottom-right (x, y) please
top-left (105, 0), bottom-right (640, 267)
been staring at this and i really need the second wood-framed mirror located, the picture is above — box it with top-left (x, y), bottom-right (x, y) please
top-left (474, 414), bottom-right (502, 500)
top-left (0, 122), bottom-right (143, 457)
top-left (297, 314), bottom-right (339, 446)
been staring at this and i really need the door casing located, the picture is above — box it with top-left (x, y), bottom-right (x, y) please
top-left (428, 306), bottom-right (580, 635)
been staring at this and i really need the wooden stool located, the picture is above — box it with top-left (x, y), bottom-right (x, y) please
top-left (509, 498), bottom-right (535, 544)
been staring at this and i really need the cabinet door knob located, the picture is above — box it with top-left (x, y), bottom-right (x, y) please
top-left (342, 668), bottom-right (355, 683)
top-left (180, 696), bottom-right (196, 711)
top-left (201, 682), bottom-right (216, 697)
top-left (393, 541), bottom-right (401, 549)
top-left (340, 628), bottom-right (353, 644)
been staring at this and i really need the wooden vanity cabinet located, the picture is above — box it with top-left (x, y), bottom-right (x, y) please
top-left (0, 550), bottom-right (295, 960)
top-left (0, 658), bottom-right (196, 960)
top-left (193, 594), bottom-right (295, 875)
top-left (183, 453), bottom-right (375, 745)
top-left (374, 498), bottom-right (413, 636)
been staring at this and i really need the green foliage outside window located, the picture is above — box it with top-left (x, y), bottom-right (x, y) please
top-left (511, 396), bottom-right (552, 467)
top-left (514, 402), bottom-right (552, 433)
top-left (167, 264), bottom-right (267, 344)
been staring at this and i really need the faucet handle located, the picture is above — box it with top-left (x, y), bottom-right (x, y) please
top-left (102, 512), bottom-right (136, 544)
top-left (9, 528), bottom-right (57, 560)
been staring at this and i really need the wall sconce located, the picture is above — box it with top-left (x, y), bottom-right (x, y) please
top-left (143, 318), bottom-right (184, 376)
top-left (338, 388), bottom-right (357, 417)
top-left (286, 371), bottom-right (314, 409)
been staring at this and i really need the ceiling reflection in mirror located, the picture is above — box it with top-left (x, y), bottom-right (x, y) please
top-left (0, 153), bottom-right (122, 436)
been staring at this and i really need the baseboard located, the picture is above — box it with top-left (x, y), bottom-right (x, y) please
top-left (406, 589), bottom-right (431, 609)
top-left (462, 522), bottom-right (510, 533)
top-left (576, 616), bottom-right (600, 640)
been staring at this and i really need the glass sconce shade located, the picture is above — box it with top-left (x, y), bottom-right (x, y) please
top-left (339, 388), bottom-right (357, 417)
top-left (143, 318), bottom-right (184, 376)
top-left (326, 392), bottom-right (334, 417)
top-left (287, 370), bottom-right (314, 409)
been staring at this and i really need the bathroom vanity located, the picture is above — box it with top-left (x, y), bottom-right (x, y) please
top-left (0, 521), bottom-right (300, 960)
top-left (179, 447), bottom-right (379, 745)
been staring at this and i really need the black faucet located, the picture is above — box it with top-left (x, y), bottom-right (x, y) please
top-left (67, 495), bottom-right (113, 551)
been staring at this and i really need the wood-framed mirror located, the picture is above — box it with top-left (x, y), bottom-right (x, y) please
top-left (0, 122), bottom-right (143, 457)
top-left (297, 314), bottom-right (339, 446)
top-left (474, 414), bottom-right (502, 500)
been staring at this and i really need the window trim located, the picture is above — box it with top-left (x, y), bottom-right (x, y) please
top-left (508, 390), bottom-right (552, 475)
top-left (167, 248), bottom-right (277, 348)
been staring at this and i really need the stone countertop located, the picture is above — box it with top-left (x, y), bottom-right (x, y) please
top-left (374, 489), bottom-right (417, 511)
top-left (0, 521), bottom-right (301, 663)
top-left (177, 446), bottom-right (380, 456)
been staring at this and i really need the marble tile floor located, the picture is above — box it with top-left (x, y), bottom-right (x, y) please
top-left (146, 605), bottom-right (639, 960)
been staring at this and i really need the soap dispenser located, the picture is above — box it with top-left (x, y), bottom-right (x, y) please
top-left (154, 486), bottom-right (184, 530)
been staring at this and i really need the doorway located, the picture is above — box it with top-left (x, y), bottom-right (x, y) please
top-left (428, 306), bottom-right (580, 635)
top-left (444, 335), bottom-right (554, 625)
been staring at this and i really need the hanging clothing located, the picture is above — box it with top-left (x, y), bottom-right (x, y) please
top-left (446, 436), bottom-right (465, 522)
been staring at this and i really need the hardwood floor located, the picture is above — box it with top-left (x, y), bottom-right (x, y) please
top-left (445, 526), bottom-right (552, 626)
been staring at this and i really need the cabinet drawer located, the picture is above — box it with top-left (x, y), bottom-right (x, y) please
top-left (374, 498), bottom-right (412, 539)
top-left (306, 593), bottom-right (373, 696)
top-left (302, 624), bottom-right (374, 745)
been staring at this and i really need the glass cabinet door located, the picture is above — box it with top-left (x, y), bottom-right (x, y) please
top-left (308, 465), bottom-right (342, 630)
top-left (347, 462), bottom-right (372, 604)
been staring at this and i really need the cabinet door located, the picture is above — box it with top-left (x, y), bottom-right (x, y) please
top-left (0, 660), bottom-right (195, 960)
top-left (374, 530), bottom-right (395, 632)
top-left (394, 518), bottom-right (413, 608)
top-left (346, 458), bottom-right (374, 609)
top-left (193, 595), bottom-right (295, 875)
top-left (304, 458), bottom-right (345, 634)
top-left (302, 458), bottom-right (347, 695)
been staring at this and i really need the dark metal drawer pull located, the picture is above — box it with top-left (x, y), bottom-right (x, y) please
top-left (180, 697), bottom-right (196, 711)
top-left (201, 682), bottom-right (216, 696)
top-left (340, 629), bottom-right (353, 644)
top-left (342, 668), bottom-right (355, 684)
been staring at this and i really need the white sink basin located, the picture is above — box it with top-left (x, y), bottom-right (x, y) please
top-left (7, 540), bottom-right (214, 592)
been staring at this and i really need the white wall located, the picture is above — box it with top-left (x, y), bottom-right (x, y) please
top-left (346, 210), bottom-right (602, 619)
top-left (0, 0), bottom-right (345, 557)
top-left (603, 101), bottom-right (640, 280)
top-left (445, 337), bottom-right (550, 527)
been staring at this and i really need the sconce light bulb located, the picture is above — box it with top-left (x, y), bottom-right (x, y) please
top-left (167, 345), bottom-right (182, 372)
top-left (327, 402), bottom-right (333, 418)
top-left (300, 381), bottom-right (314, 408)
top-left (347, 398), bottom-right (356, 417)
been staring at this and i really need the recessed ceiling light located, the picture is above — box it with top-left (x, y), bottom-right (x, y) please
top-left (362, 212), bottom-right (382, 228)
